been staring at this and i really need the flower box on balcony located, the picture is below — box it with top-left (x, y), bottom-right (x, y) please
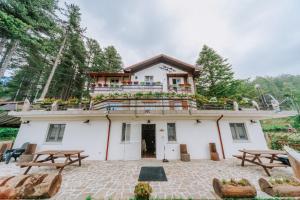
top-left (179, 83), bottom-right (191, 87)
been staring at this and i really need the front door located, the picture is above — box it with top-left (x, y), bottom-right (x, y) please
top-left (141, 124), bottom-right (156, 158)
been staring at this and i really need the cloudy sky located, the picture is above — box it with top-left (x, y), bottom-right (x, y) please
top-left (61, 0), bottom-right (300, 79)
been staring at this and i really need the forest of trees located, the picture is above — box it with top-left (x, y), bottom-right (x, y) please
top-left (195, 45), bottom-right (300, 108)
top-left (0, 0), bottom-right (123, 101)
top-left (0, 0), bottom-right (299, 110)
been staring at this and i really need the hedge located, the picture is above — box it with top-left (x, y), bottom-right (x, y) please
top-left (0, 128), bottom-right (19, 141)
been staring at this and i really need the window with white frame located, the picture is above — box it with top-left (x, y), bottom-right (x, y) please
top-left (167, 123), bottom-right (177, 141)
top-left (121, 123), bottom-right (131, 142)
top-left (46, 124), bottom-right (66, 142)
top-left (229, 123), bottom-right (248, 141)
top-left (145, 76), bottom-right (154, 85)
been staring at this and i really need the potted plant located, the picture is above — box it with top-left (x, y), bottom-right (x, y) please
top-left (134, 182), bottom-right (152, 200)
top-left (259, 177), bottom-right (300, 197)
top-left (213, 178), bottom-right (257, 198)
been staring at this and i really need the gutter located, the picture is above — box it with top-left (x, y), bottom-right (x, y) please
top-left (216, 115), bottom-right (225, 159)
top-left (105, 114), bottom-right (112, 161)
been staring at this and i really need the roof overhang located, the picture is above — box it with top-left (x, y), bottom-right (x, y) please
top-left (9, 110), bottom-right (297, 121)
top-left (124, 54), bottom-right (200, 75)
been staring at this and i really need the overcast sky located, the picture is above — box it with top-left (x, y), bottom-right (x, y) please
top-left (61, 0), bottom-right (300, 79)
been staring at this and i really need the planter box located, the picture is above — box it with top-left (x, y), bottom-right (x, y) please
top-left (259, 177), bottom-right (300, 197)
top-left (213, 178), bottom-right (257, 198)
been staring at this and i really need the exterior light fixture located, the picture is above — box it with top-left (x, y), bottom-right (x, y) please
top-left (250, 120), bottom-right (257, 124)
top-left (22, 120), bottom-right (30, 124)
top-left (196, 119), bottom-right (201, 123)
top-left (83, 120), bottom-right (90, 124)
top-left (147, 120), bottom-right (151, 124)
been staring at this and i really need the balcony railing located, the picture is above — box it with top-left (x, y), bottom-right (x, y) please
top-left (90, 84), bottom-right (163, 94)
top-left (168, 84), bottom-right (192, 94)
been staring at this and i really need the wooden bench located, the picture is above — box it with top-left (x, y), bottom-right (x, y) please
top-left (19, 150), bottom-right (88, 174)
top-left (234, 150), bottom-right (288, 176)
top-left (17, 162), bottom-right (66, 168)
top-left (261, 163), bottom-right (287, 168)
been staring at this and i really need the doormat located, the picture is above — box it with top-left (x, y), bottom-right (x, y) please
top-left (138, 166), bottom-right (167, 181)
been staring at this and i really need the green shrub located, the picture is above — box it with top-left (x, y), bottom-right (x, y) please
top-left (134, 182), bottom-right (152, 200)
top-left (268, 132), bottom-right (300, 150)
top-left (0, 128), bottom-right (19, 140)
top-left (292, 115), bottom-right (300, 130)
top-left (263, 125), bottom-right (288, 132)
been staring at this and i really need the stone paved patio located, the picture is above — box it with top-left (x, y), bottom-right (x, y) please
top-left (0, 159), bottom-right (293, 200)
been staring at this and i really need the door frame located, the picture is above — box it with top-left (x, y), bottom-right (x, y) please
top-left (141, 124), bottom-right (156, 159)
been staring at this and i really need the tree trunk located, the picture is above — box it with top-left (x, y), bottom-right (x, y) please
top-left (0, 38), bottom-right (7, 55)
top-left (39, 32), bottom-right (67, 100)
top-left (0, 40), bottom-right (18, 78)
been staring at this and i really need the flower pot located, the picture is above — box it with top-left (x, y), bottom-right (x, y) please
top-left (213, 178), bottom-right (257, 198)
top-left (259, 177), bottom-right (300, 197)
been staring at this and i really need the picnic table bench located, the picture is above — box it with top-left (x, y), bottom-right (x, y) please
top-left (233, 149), bottom-right (288, 176)
top-left (17, 150), bottom-right (88, 175)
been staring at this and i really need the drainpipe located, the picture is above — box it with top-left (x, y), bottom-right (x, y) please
top-left (216, 115), bottom-right (225, 159)
top-left (105, 114), bottom-right (112, 161)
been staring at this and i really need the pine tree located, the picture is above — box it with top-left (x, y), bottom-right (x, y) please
top-left (46, 4), bottom-right (87, 100)
top-left (103, 46), bottom-right (123, 72)
top-left (86, 38), bottom-right (105, 71)
top-left (0, 0), bottom-right (58, 77)
top-left (196, 45), bottom-right (235, 98)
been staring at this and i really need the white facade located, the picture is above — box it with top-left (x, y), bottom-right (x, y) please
top-left (10, 55), bottom-right (296, 161)
top-left (130, 63), bottom-right (195, 93)
top-left (12, 110), bottom-right (274, 161)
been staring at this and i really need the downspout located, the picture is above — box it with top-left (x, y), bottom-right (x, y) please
top-left (105, 114), bottom-right (112, 161)
top-left (216, 115), bottom-right (225, 159)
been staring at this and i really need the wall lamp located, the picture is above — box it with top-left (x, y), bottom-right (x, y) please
top-left (83, 120), bottom-right (90, 124)
top-left (250, 120), bottom-right (257, 124)
top-left (22, 120), bottom-right (30, 124)
top-left (147, 120), bottom-right (151, 124)
top-left (196, 119), bottom-right (201, 124)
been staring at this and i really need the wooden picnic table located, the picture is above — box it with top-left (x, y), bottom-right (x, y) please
top-left (233, 149), bottom-right (288, 176)
top-left (18, 150), bottom-right (88, 175)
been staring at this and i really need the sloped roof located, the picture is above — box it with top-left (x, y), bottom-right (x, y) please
top-left (124, 54), bottom-right (199, 74)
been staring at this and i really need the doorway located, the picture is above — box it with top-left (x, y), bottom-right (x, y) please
top-left (141, 124), bottom-right (156, 158)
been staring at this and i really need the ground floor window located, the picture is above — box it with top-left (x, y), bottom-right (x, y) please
top-left (46, 124), bottom-right (66, 142)
top-left (167, 123), bottom-right (177, 141)
top-left (121, 123), bottom-right (131, 142)
top-left (229, 123), bottom-right (248, 141)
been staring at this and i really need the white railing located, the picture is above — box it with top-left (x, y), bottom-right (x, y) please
top-left (90, 84), bottom-right (163, 94)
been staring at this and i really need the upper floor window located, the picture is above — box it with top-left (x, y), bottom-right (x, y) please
top-left (121, 123), bottom-right (131, 142)
top-left (110, 78), bottom-right (119, 84)
top-left (230, 123), bottom-right (248, 141)
top-left (172, 78), bottom-right (181, 85)
top-left (167, 123), bottom-right (177, 141)
top-left (46, 124), bottom-right (66, 142)
top-left (145, 76), bottom-right (154, 84)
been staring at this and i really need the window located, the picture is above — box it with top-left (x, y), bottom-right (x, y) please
top-left (230, 123), bottom-right (248, 141)
top-left (121, 123), bottom-right (131, 142)
top-left (46, 124), bottom-right (66, 142)
top-left (167, 123), bottom-right (177, 141)
top-left (172, 78), bottom-right (181, 85)
top-left (145, 76), bottom-right (154, 85)
top-left (110, 78), bottom-right (119, 84)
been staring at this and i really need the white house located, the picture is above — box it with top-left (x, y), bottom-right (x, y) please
top-left (9, 54), bottom-right (295, 161)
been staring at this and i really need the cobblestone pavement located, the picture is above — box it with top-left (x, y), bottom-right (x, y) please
top-left (0, 159), bottom-right (293, 200)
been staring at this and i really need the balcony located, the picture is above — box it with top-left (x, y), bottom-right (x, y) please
top-left (168, 84), bottom-right (193, 94)
top-left (89, 83), bottom-right (163, 95)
